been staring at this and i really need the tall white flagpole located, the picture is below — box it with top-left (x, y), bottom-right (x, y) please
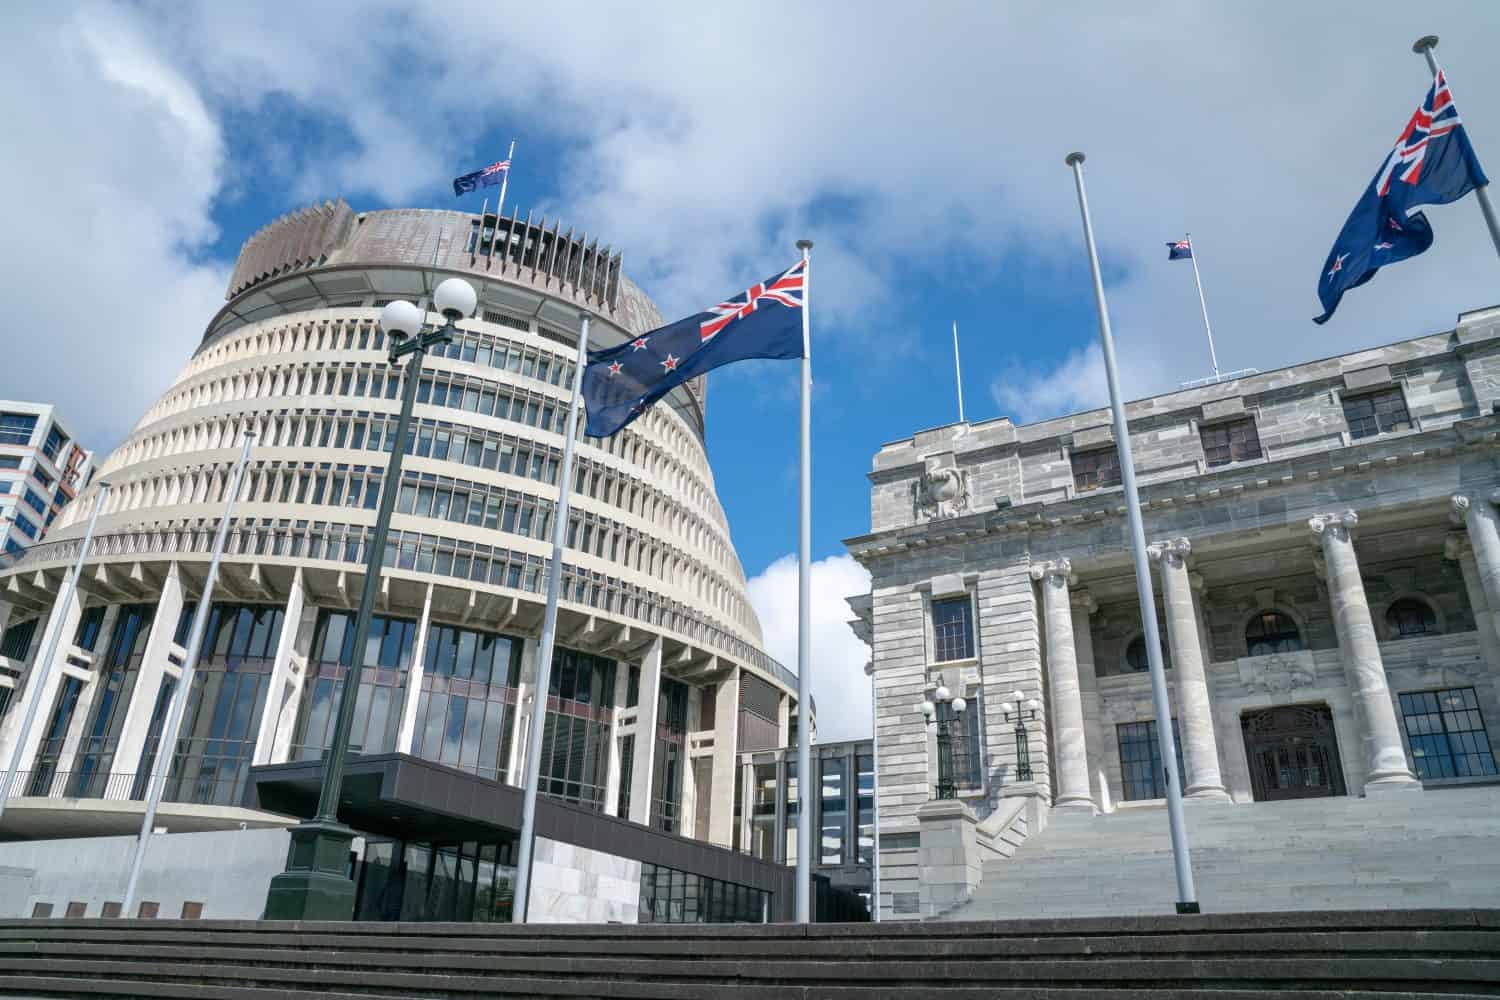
top-left (1413, 36), bottom-right (1500, 260)
top-left (795, 238), bottom-right (814, 924)
top-left (0, 481), bottom-right (111, 818)
top-left (1184, 235), bottom-right (1221, 381)
top-left (512, 310), bottom-right (590, 922)
top-left (122, 432), bottom-right (254, 914)
top-left (497, 138), bottom-right (517, 221)
top-left (952, 321), bottom-right (966, 422)
top-left (1065, 152), bottom-right (1200, 914)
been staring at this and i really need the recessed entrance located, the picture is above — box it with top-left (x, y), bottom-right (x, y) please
top-left (1241, 704), bottom-right (1347, 801)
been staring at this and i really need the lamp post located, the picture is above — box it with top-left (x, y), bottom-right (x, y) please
top-left (1000, 689), bottom-right (1039, 782)
top-left (920, 686), bottom-right (967, 800)
top-left (263, 277), bottom-right (476, 920)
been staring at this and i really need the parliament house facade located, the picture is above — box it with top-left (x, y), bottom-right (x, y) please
top-left (0, 202), bottom-right (802, 923)
top-left (848, 306), bottom-right (1500, 919)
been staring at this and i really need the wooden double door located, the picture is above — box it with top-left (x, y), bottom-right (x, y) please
top-left (1241, 704), bottom-right (1348, 801)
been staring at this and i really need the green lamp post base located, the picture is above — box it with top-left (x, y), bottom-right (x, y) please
top-left (263, 818), bottom-right (359, 921)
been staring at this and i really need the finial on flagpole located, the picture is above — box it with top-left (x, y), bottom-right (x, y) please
top-left (1065, 151), bottom-right (1086, 166)
top-left (1412, 35), bottom-right (1439, 55)
top-left (797, 239), bottom-right (813, 251)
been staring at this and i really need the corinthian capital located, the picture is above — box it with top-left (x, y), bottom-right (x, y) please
top-left (1451, 494), bottom-right (1472, 525)
top-left (1308, 510), bottom-right (1358, 543)
top-left (1029, 557), bottom-right (1074, 586)
top-left (1146, 536), bottom-right (1191, 567)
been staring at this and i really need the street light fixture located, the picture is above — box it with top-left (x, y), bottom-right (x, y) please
top-left (264, 277), bottom-right (475, 920)
top-left (1000, 689), bottom-right (1039, 782)
top-left (919, 685), bottom-right (967, 800)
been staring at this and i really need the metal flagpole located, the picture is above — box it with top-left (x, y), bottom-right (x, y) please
top-left (0, 480), bottom-right (110, 819)
top-left (512, 310), bottom-right (591, 922)
top-left (865, 661), bottom-right (880, 921)
top-left (795, 238), bottom-right (814, 924)
top-left (1184, 235), bottom-right (1221, 381)
top-left (1065, 152), bottom-right (1200, 914)
top-left (497, 138), bottom-right (517, 224)
top-left (122, 432), bottom-right (254, 915)
top-left (1413, 36), bottom-right (1500, 260)
top-left (952, 321), bottom-right (966, 422)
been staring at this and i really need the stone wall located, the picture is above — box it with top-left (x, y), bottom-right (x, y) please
top-left (527, 837), bottom-right (641, 924)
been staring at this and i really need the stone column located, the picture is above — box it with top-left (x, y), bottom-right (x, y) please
top-left (252, 568), bottom-right (309, 766)
top-left (1147, 538), bottom-right (1230, 802)
top-left (707, 667), bottom-right (741, 847)
top-left (394, 583), bottom-right (435, 755)
top-left (1070, 589), bottom-right (1109, 808)
top-left (628, 636), bottom-right (663, 826)
top-left (1452, 493), bottom-right (1500, 655)
top-left (1029, 558), bottom-right (1092, 811)
top-left (1309, 511), bottom-right (1420, 792)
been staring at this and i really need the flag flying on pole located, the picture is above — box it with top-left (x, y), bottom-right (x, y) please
top-left (581, 260), bottom-right (807, 437)
top-left (453, 159), bottom-right (511, 196)
top-left (1166, 238), bottom-right (1193, 260)
top-left (1314, 71), bottom-right (1489, 324)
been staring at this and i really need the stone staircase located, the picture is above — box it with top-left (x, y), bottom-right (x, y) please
top-left (943, 785), bottom-right (1500, 921)
top-left (0, 910), bottom-right (1496, 997)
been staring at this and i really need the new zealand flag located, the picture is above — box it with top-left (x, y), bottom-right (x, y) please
top-left (581, 260), bottom-right (806, 437)
top-left (1315, 71), bottom-right (1488, 324)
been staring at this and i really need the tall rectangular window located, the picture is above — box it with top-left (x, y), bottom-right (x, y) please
top-left (819, 756), bottom-right (847, 865)
top-left (70, 603), bottom-right (156, 798)
top-left (410, 622), bottom-right (522, 782)
top-left (0, 617), bottom-right (38, 660)
top-left (856, 753), bottom-right (875, 865)
top-left (538, 646), bottom-right (615, 811)
top-left (651, 677), bottom-right (689, 832)
top-left (1071, 447), bottom-right (1121, 492)
top-left (931, 596), bottom-right (974, 662)
top-left (42, 426), bottom-right (66, 462)
top-left (1399, 687), bottom-right (1497, 779)
top-left (937, 697), bottom-right (983, 791)
top-left (1117, 719), bottom-right (1184, 801)
top-left (1200, 416), bottom-right (1262, 467)
top-left (1342, 386), bottom-right (1411, 439)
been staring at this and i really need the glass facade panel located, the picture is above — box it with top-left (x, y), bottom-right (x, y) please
top-left (1399, 687), bottom-right (1497, 779)
top-left (856, 753), bottom-right (875, 865)
top-left (819, 757), bottom-right (846, 864)
top-left (0, 617), bottom-right (38, 660)
top-left (750, 762), bottom-right (777, 861)
top-left (353, 836), bottom-right (516, 923)
top-left (638, 862), bottom-right (766, 923)
top-left (0, 413), bottom-right (37, 446)
top-left (651, 677), bottom-right (689, 832)
top-left (69, 604), bottom-right (156, 797)
top-left (411, 623), bottom-right (521, 781)
top-left (28, 675), bottom-right (84, 795)
top-left (538, 647), bottom-right (615, 810)
top-left (293, 610), bottom-right (417, 760)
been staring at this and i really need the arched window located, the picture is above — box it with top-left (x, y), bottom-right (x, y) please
top-left (1125, 636), bottom-right (1171, 673)
top-left (1385, 597), bottom-right (1438, 638)
top-left (1245, 610), bottom-right (1303, 657)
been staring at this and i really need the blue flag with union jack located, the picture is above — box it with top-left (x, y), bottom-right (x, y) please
top-left (581, 260), bottom-right (806, 437)
top-left (1314, 71), bottom-right (1488, 324)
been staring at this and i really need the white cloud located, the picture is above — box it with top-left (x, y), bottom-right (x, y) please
top-left (746, 553), bottom-right (871, 743)
top-left (991, 343), bottom-right (1108, 424)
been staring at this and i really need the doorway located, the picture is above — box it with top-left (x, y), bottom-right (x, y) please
top-left (1241, 704), bottom-right (1347, 801)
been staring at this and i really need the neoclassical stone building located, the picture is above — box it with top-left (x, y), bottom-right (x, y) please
top-left (847, 306), bottom-right (1500, 920)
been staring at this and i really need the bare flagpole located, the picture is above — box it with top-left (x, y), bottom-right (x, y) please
top-left (952, 321), bottom-right (966, 422)
top-left (1184, 235), bottom-right (1221, 381)
top-left (497, 138), bottom-right (517, 221)
top-left (512, 310), bottom-right (591, 922)
top-left (1413, 36), bottom-right (1500, 259)
top-left (1066, 152), bottom-right (1199, 914)
top-left (795, 238), bottom-right (814, 924)
top-left (0, 481), bottom-right (111, 818)
top-left (123, 432), bottom-right (254, 914)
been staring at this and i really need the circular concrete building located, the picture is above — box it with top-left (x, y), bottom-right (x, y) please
top-left (0, 203), bottom-right (799, 921)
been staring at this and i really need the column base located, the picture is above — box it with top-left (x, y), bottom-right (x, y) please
top-left (1183, 785), bottom-right (1234, 804)
top-left (1363, 776), bottom-right (1424, 796)
top-left (1052, 796), bottom-right (1098, 815)
top-left (263, 818), bottom-right (359, 921)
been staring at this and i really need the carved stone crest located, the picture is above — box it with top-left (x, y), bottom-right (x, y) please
top-left (913, 456), bottom-right (970, 521)
top-left (1245, 653), bottom-right (1316, 696)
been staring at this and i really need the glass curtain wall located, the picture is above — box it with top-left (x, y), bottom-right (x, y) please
top-left (134, 603), bottom-right (284, 805)
top-left (819, 756), bottom-right (847, 865)
top-left (25, 606), bottom-right (109, 795)
top-left (353, 836), bottom-right (517, 922)
top-left (67, 604), bottom-right (156, 797)
top-left (651, 677), bottom-right (688, 832)
top-left (538, 647), bottom-right (615, 809)
top-left (410, 624), bottom-right (522, 780)
top-left (293, 610), bottom-right (417, 760)
top-left (856, 752), bottom-right (875, 864)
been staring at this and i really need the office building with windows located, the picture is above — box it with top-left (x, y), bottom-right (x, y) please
top-left (0, 401), bottom-right (93, 556)
top-left (847, 306), bottom-right (1500, 919)
top-left (0, 201), bottom-right (802, 923)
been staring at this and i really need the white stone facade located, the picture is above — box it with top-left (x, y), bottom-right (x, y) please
top-left (0, 206), bottom-right (794, 853)
top-left (848, 305), bottom-right (1500, 920)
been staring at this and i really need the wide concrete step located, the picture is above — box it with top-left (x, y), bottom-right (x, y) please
top-left (0, 912), bottom-right (1495, 998)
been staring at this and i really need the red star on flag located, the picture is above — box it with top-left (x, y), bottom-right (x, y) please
top-left (608, 361), bottom-right (623, 376)
top-left (631, 337), bottom-right (649, 351)
top-left (660, 354), bottom-right (680, 372)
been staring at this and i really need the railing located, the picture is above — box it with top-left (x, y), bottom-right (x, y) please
top-left (6, 769), bottom-right (138, 802)
top-left (1179, 368), bottom-right (1261, 390)
top-left (0, 522), bottom-right (798, 695)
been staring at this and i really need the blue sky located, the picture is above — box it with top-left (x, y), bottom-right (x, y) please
top-left (4, 2), bottom-right (1500, 739)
